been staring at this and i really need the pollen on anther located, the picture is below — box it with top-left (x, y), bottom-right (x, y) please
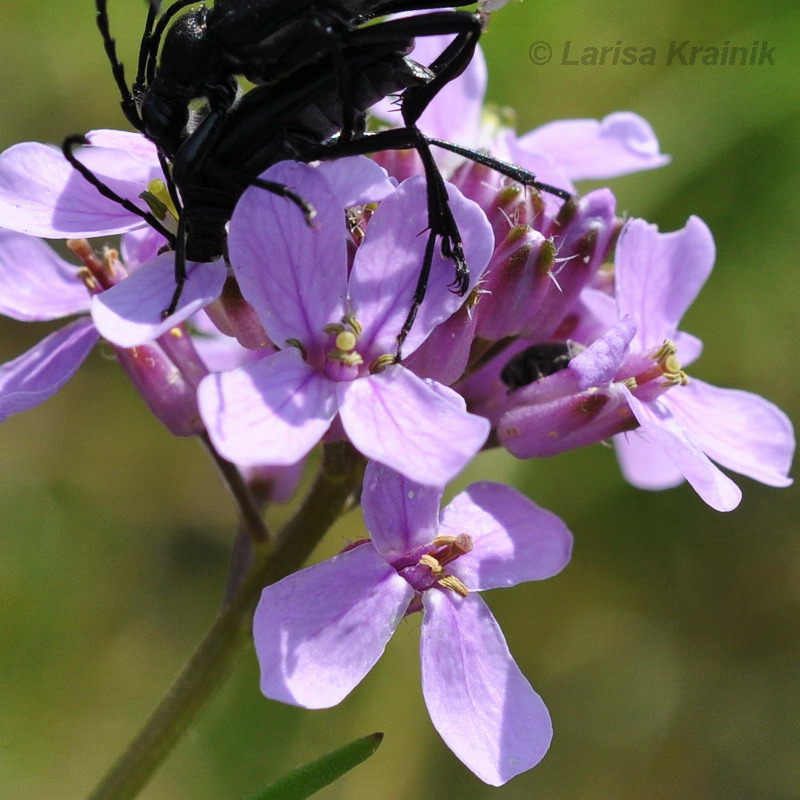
top-left (437, 575), bottom-right (469, 597)
top-left (419, 554), bottom-right (443, 574)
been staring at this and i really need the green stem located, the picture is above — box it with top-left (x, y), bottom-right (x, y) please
top-left (200, 432), bottom-right (272, 544)
top-left (88, 442), bottom-right (365, 800)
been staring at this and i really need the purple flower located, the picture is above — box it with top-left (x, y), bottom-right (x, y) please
top-left (0, 130), bottom-right (232, 340)
top-left (254, 461), bottom-right (572, 785)
top-left (609, 217), bottom-right (794, 508)
top-left (497, 217), bottom-right (794, 511)
top-left (197, 159), bottom-right (494, 485)
top-left (0, 228), bottom-right (216, 436)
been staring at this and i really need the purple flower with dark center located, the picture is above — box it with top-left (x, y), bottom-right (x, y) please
top-left (254, 461), bottom-right (572, 785)
top-left (496, 216), bottom-right (794, 510)
top-left (197, 160), bottom-right (494, 485)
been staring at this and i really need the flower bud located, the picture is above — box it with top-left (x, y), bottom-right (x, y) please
top-left (205, 277), bottom-right (272, 350)
top-left (497, 368), bottom-right (636, 458)
top-left (450, 160), bottom-right (545, 242)
top-left (520, 189), bottom-right (617, 341)
top-left (474, 226), bottom-right (554, 341)
top-left (115, 327), bottom-right (207, 437)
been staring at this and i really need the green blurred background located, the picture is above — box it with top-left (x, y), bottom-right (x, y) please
top-left (1, 1), bottom-right (798, 798)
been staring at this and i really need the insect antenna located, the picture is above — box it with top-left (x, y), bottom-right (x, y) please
top-left (135, 0), bottom-right (161, 95)
top-left (95, 0), bottom-right (144, 131)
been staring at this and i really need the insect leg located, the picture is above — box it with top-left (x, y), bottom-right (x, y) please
top-left (428, 139), bottom-right (572, 202)
top-left (61, 134), bottom-right (176, 245)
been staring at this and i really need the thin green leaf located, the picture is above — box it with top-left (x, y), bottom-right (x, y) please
top-left (246, 732), bottom-right (384, 800)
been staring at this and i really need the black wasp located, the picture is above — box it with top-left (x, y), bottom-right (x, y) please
top-left (66, 0), bottom-right (570, 354)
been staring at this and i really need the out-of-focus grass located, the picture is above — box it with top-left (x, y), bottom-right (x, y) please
top-left (0, 2), bottom-right (797, 799)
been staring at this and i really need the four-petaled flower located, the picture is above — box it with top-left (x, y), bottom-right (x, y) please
top-left (254, 461), bottom-right (573, 785)
top-left (198, 159), bottom-right (494, 485)
top-left (493, 216), bottom-right (794, 510)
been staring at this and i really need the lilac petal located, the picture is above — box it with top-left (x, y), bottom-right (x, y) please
top-left (0, 318), bottom-right (98, 421)
top-left (338, 366), bottom-right (489, 485)
top-left (91, 255), bottom-right (227, 347)
top-left (402, 300), bottom-right (477, 386)
top-left (668, 379), bottom-right (794, 487)
top-left (120, 227), bottom-right (168, 271)
top-left (673, 331), bottom-right (703, 367)
top-left (415, 38), bottom-right (487, 146)
top-left (0, 229), bottom-right (90, 320)
top-left (624, 387), bottom-right (742, 511)
top-left (516, 112), bottom-right (670, 180)
top-left (496, 132), bottom-right (575, 217)
top-left (569, 316), bottom-right (636, 389)
top-left (614, 430), bottom-right (686, 490)
top-left (439, 482), bottom-right (572, 590)
top-left (616, 217), bottom-right (715, 347)
top-left (83, 129), bottom-right (159, 160)
top-left (421, 591), bottom-right (552, 785)
top-left (317, 156), bottom-right (395, 206)
top-left (521, 189), bottom-right (617, 342)
top-left (578, 286), bottom-right (619, 332)
top-left (198, 348), bottom-right (338, 466)
top-left (361, 460), bottom-right (443, 561)
top-left (0, 139), bottom-right (155, 237)
top-left (350, 177), bottom-right (493, 358)
top-left (192, 325), bottom-right (264, 373)
top-left (254, 542), bottom-right (414, 708)
top-left (228, 161), bottom-right (347, 346)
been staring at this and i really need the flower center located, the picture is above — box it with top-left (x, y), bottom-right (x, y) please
top-left (398, 534), bottom-right (473, 597)
top-left (324, 313), bottom-right (364, 369)
top-left (626, 339), bottom-right (689, 391)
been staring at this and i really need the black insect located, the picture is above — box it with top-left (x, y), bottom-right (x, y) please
top-left (501, 341), bottom-right (585, 391)
top-left (66, 0), bottom-right (570, 355)
top-left (98, 0), bottom-right (485, 159)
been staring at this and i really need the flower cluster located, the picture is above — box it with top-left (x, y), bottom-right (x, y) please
top-left (0, 27), bottom-right (794, 788)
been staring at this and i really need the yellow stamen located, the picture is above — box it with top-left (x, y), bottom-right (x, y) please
top-left (419, 554), bottom-right (443, 575)
top-left (369, 353), bottom-right (397, 373)
top-left (437, 575), bottom-right (469, 597)
top-left (341, 314), bottom-right (362, 338)
top-left (327, 349), bottom-right (364, 367)
top-left (653, 339), bottom-right (689, 386)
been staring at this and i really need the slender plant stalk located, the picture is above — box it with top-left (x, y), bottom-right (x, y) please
top-left (200, 432), bottom-right (272, 543)
top-left (88, 442), bottom-right (365, 800)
